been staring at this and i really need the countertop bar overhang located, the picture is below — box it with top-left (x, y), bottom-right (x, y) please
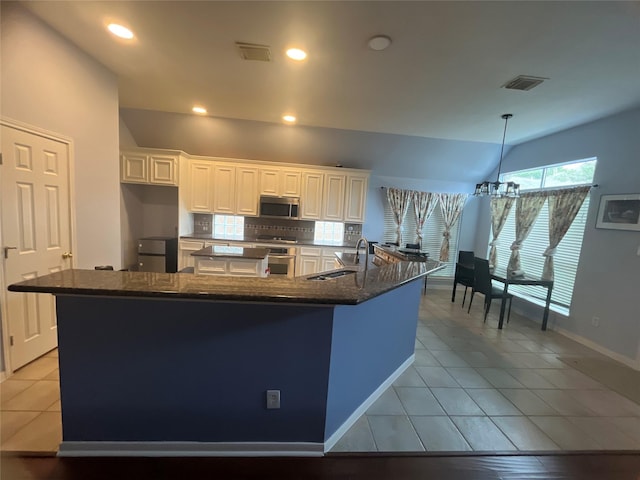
top-left (8, 260), bottom-right (444, 305)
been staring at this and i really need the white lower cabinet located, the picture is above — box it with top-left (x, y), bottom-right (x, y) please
top-left (321, 257), bottom-right (338, 273)
top-left (195, 256), bottom-right (268, 277)
top-left (296, 246), bottom-right (322, 276)
top-left (297, 256), bottom-right (321, 276)
top-left (322, 247), bottom-right (342, 272)
top-left (179, 240), bottom-right (229, 271)
top-left (296, 246), bottom-right (345, 276)
top-left (178, 240), bottom-right (204, 271)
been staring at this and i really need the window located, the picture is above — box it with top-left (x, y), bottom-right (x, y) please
top-left (383, 198), bottom-right (461, 277)
top-left (314, 221), bottom-right (344, 244)
top-left (213, 215), bottom-right (244, 239)
top-left (495, 158), bottom-right (596, 314)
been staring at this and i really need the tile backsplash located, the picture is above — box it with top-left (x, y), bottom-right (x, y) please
top-left (244, 217), bottom-right (315, 242)
top-left (192, 214), bottom-right (362, 244)
top-left (343, 223), bottom-right (363, 247)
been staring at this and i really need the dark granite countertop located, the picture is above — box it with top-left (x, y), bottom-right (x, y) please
top-left (8, 260), bottom-right (443, 306)
top-left (191, 246), bottom-right (269, 259)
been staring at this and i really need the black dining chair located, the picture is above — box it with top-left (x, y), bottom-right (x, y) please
top-left (405, 243), bottom-right (420, 250)
top-left (467, 257), bottom-right (513, 323)
top-left (451, 250), bottom-right (475, 306)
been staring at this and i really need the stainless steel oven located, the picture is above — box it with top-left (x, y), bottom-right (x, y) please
top-left (264, 246), bottom-right (296, 278)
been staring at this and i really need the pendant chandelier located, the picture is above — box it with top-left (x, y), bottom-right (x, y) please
top-left (474, 113), bottom-right (520, 198)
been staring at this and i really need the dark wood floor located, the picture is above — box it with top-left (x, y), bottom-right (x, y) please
top-left (3, 453), bottom-right (640, 480)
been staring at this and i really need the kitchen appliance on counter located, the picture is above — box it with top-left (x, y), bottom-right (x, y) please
top-left (138, 237), bottom-right (178, 273)
top-left (259, 196), bottom-right (300, 220)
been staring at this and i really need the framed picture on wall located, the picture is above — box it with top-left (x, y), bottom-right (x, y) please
top-left (595, 193), bottom-right (640, 231)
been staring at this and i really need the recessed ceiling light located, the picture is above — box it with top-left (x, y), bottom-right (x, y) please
top-left (282, 115), bottom-right (297, 124)
top-left (192, 106), bottom-right (207, 114)
top-left (107, 23), bottom-right (134, 40)
top-left (286, 48), bottom-right (307, 61)
top-left (368, 35), bottom-right (392, 51)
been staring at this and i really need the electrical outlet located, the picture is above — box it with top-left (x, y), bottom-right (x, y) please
top-left (266, 390), bottom-right (280, 409)
top-left (591, 316), bottom-right (600, 327)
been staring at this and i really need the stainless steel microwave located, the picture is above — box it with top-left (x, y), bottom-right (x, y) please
top-left (259, 196), bottom-right (300, 219)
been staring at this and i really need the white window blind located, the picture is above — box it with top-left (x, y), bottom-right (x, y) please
top-left (493, 158), bottom-right (595, 313)
top-left (383, 196), bottom-right (460, 277)
top-left (493, 198), bottom-right (589, 311)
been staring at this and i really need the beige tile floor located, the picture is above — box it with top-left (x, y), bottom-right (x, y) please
top-left (331, 288), bottom-right (640, 453)
top-left (1, 348), bottom-right (61, 453)
top-left (1, 289), bottom-right (639, 454)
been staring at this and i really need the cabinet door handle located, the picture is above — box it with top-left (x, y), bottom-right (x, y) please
top-left (3, 246), bottom-right (17, 259)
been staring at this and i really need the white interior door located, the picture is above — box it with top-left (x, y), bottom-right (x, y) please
top-left (1, 125), bottom-right (72, 370)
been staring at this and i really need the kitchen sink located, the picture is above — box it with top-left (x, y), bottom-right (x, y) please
top-left (307, 270), bottom-right (357, 281)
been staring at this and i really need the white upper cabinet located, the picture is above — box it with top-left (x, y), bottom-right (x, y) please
top-left (121, 150), bottom-right (179, 186)
top-left (149, 155), bottom-right (179, 185)
top-left (236, 166), bottom-right (259, 216)
top-left (281, 169), bottom-right (302, 197)
top-left (323, 173), bottom-right (346, 221)
top-left (213, 164), bottom-right (236, 214)
top-left (259, 168), bottom-right (279, 196)
top-left (344, 174), bottom-right (368, 223)
top-left (121, 152), bottom-right (147, 184)
top-left (259, 168), bottom-right (301, 197)
top-left (300, 171), bottom-right (324, 220)
top-left (188, 160), bottom-right (215, 212)
top-left (122, 148), bottom-right (369, 222)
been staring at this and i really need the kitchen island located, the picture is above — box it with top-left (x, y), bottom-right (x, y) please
top-left (9, 260), bottom-right (443, 457)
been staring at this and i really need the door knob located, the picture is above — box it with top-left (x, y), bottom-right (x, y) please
top-left (3, 246), bottom-right (17, 259)
top-left (62, 252), bottom-right (73, 259)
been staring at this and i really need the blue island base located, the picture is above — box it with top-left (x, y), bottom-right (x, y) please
top-left (55, 279), bottom-right (422, 456)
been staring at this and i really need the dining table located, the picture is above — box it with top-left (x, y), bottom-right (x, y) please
top-left (457, 263), bottom-right (554, 330)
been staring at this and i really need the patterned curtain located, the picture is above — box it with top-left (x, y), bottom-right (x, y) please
top-left (437, 193), bottom-right (467, 261)
top-left (507, 191), bottom-right (547, 273)
top-left (412, 191), bottom-right (438, 248)
top-left (542, 186), bottom-right (591, 280)
top-left (489, 197), bottom-right (514, 270)
top-left (386, 188), bottom-right (412, 245)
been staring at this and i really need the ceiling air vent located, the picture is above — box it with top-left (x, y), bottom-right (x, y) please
top-left (502, 75), bottom-right (547, 91)
top-left (236, 42), bottom-right (271, 62)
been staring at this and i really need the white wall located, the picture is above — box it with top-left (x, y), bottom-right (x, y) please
top-left (119, 118), bottom-right (139, 268)
top-left (1, 3), bottom-right (121, 269)
top-left (477, 107), bottom-right (640, 366)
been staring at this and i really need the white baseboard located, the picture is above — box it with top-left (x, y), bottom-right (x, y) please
top-left (553, 326), bottom-right (640, 371)
top-left (58, 441), bottom-right (324, 457)
top-left (323, 353), bottom-right (414, 452)
top-left (510, 298), bottom-right (640, 371)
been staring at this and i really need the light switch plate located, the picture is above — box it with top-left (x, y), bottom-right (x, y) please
top-left (266, 389), bottom-right (280, 409)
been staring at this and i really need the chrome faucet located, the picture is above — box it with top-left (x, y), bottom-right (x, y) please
top-left (355, 237), bottom-right (369, 266)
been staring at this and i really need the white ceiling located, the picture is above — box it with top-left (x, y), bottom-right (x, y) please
top-left (22, 1), bottom-right (640, 145)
